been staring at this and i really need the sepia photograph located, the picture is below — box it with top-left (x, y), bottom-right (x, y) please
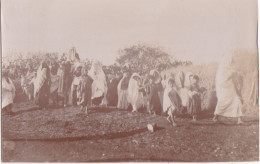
top-left (1, 0), bottom-right (259, 162)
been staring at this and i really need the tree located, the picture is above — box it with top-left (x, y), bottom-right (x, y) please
top-left (116, 44), bottom-right (187, 74)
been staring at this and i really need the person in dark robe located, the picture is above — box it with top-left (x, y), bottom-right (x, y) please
top-left (50, 63), bottom-right (59, 108)
top-left (146, 75), bottom-right (163, 115)
top-left (57, 61), bottom-right (72, 107)
top-left (107, 76), bottom-right (120, 107)
top-left (187, 75), bottom-right (205, 121)
top-left (34, 60), bottom-right (51, 109)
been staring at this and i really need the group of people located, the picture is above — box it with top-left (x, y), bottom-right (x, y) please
top-left (2, 53), bottom-right (256, 126)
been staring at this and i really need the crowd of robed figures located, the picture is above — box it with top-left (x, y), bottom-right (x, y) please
top-left (2, 54), bottom-right (258, 126)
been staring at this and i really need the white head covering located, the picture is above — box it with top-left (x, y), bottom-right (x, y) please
top-left (127, 73), bottom-right (142, 111)
top-left (175, 71), bottom-right (185, 89)
top-left (88, 60), bottom-right (107, 100)
top-left (149, 70), bottom-right (161, 84)
top-left (88, 60), bottom-right (105, 81)
top-left (184, 72), bottom-right (193, 88)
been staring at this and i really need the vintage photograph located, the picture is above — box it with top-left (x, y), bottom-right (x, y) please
top-left (1, 0), bottom-right (259, 162)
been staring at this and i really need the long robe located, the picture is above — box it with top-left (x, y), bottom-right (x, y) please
top-left (163, 78), bottom-right (174, 113)
top-left (34, 62), bottom-right (50, 108)
top-left (127, 73), bottom-right (143, 112)
top-left (117, 75), bottom-right (130, 109)
top-left (57, 62), bottom-right (72, 105)
top-left (184, 72), bottom-right (193, 89)
top-left (146, 82), bottom-right (163, 114)
top-left (50, 73), bottom-right (60, 104)
top-left (214, 56), bottom-right (243, 117)
top-left (175, 71), bottom-right (185, 90)
top-left (187, 84), bottom-right (202, 116)
top-left (77, 75), bottom-right (93, 107)
top-left (107, 78), bottom-right (120, 106)
top-left (163, 78), bottom-right (182, 113)
top-left (88, 61), bottom-right (108, 105)
top-left (149, 70), bottom-right (163, 110)
top-left (2, 77), bottom-right (16, 109)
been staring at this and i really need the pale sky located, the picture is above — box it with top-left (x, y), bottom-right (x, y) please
top-left (1, 0), bottom-right (258, 65)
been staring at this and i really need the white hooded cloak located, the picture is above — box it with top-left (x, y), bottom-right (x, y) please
top-left (214, 55), bottom-right (243, 117)
top-left (2, 77), bottom-right (16, 109)
top-left (88, 61), bottom-right (108, 104)
top-left (127, 73), bottom-right (143, 112)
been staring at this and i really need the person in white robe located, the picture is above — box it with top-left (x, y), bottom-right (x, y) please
top-left (175, 71), bottom-right (185, 90)
top-left (161, 74), bottom-right (167, 89)
top-left (2, 69), bottom-right (16, 113)
top-left (88, 60), bottom-right (108, 106)
top-left (213, 55), bottom-right (244, 124)
top-left (184, 72), bottom-right (193, 89)
top-left (178, 72), bottom-right (193, 110)
top-left (163, 77), bottom-right (179, 126)
top-left (127, 73), bottom-right (143, 112)
top-left (71, 62), bottom-right (83, 106)
top-left (117, 73), bottom-right (130, 109)
top-left (34, 60), bottom-right (51, 109)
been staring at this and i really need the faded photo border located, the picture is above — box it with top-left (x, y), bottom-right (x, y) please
top-left (0, 0), bottom-right (259, 163)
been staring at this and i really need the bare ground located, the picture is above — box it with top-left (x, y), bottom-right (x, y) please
top-left (2, 102), bottom-right (259, 162)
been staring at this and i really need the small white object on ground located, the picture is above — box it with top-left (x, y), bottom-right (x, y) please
top-left (147, 123), bottom-right (156, 132)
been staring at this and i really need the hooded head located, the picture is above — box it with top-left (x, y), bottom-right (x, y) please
top-left (220, 54), bottom-right (234, 69)
top-left (167, 77), bottom-right (175, 88)
top-left (149, 70), bottom-right (161, 84)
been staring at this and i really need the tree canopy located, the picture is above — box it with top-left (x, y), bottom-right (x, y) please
top-left (115, 44), bottom-right (191, 74)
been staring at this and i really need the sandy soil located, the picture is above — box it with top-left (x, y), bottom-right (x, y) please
top-left (2, 102), bottom-right (259, 162)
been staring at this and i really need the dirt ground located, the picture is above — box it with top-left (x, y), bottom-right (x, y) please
top-left (2, 102), bottom-right (259, 162)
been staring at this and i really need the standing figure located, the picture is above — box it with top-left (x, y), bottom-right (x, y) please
top-left (107, 76), bottom-right (120, 107)
top-left (177, 72), bottom-right (193, 114)
top-left (2, 69), bottom-right (16, 114)
top-left (34, 60), bottom-right (51, 109)
top-left (88, 61), bottom-right (108, 106)
top-left (57, 61), bottom-right (72, 107)
top-left (146, 75), bottom-right (163, 115)
top-left (117, 73), bottom-right (130, 109)
top-left (21, 75), bottom-right (31, 101)
top-left (149, 70), bottom-right (163, 110)
top-left (71, 62), bottom-right (83, 106)
top-left (163, 78), bottom-right (181, 126)
top-left (127, 73), bottom-right (143, 112)
top-left (77, 65), bottom-right (93, 114)
top-left (161, 74), bottom-right (167, 89)
top-left (213, 55), bottom-right (244, 124)
top-left (187, 75), bottom-right (204, 121)
top-left (50, 64), bottom-right (60, 107)
top-left (175, 71), bottom-right (185, 90)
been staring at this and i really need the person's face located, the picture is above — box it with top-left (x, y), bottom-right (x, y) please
top-left (191, 78), bottom-right (199, 85)
top-left (169, 81), bottom-right (174, 88)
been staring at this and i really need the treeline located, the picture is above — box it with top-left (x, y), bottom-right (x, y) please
top-left (3, 44), bottom-right (192, 79)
